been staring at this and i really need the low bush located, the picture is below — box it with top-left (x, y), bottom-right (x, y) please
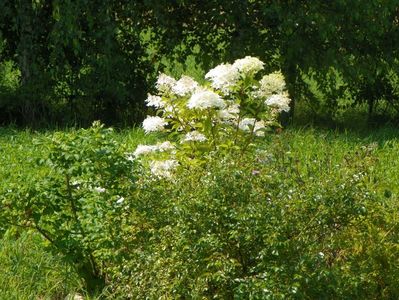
top-left (107, 141), bottom-right (399, 299)
top-left (0, 122), bottom-right (137, 293)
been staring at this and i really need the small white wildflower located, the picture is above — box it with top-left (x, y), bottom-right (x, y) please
top-left (232, 56), bottom-right (264, 75)
top-left (205, 63), bottom-right (240, 93)
top-left (157, 141), bottom-right (175, 152)
top-left (150, 159), bottom-right (179, 178)
top-left (133, 144), bottom-right (158, 157)
top-left (94, 187), bottom-right (106, 193)
top-left (142, 116), bottom-right (167, 133)
top-left (181, 131), bottom-right (207, 143)
top-left (265, 93), bottom-right (291, 112)
top-left (188, 90), bottom-right (226, 110)
top-left (156, 73), bottom-right (176, 93)
top-left (172, 75), bottom-right (199, 96)
top-left (145, 94), bottom-right (165, 108)
top-left (116, 197), bottom-right (125, 205)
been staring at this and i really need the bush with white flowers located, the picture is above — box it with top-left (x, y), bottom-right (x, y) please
top-left (133, 56), bottom-right (291, 178)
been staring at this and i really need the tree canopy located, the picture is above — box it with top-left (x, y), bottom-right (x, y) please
top-left (0, 1), bottom-right (398, 126)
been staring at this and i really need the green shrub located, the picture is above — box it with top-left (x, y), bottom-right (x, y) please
top-left (0, 122), bottom-right (137, 293)
top-left (107, 141), bottom-right (399, 299)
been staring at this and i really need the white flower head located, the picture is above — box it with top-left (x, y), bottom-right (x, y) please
top-left (218, 104), bottom-right (240, 121)
top-left (156, 141), bottom-right (176, 152)
top-left (142, 116), bottom-right (167, 133)
top-left (133, 144), bottom-right (158, 157)
top-left (258, 72), bottom-right (286, 98)
top-left (265, 93), bottom-right (291, 112)
top-left (172, 76), bottom-right (199, 96)
top-left (181, 131), bottom-right (207, 143)
top-left (145, 94), bottom-right (165, 108)
top-left (150, 159), bottom-right (179, 178)
top-left (188, 90), bottom-right (226, 110)
top-left (205, 63), bottom-right (240, 93)
top-left (232, 56), bottom-right (264, 75)
top-left (156, 73), bottom-right (176, 93)
top-left (238, 118), bottom-right (256, 131)
top-left (238, 118), bottom-right (266, 135)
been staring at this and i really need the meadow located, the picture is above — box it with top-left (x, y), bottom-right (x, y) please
top-left (1, 124), bottom-right (399, 299)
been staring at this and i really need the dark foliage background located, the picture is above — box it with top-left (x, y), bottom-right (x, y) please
top-left (1, 1), bottom-right (398, 126)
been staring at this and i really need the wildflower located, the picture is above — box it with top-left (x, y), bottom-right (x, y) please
top-left (142, 116), bottom-right (167, 133)
top-left (232, 56), bottom-right (264, 75)
top-left (116, 197), bottom-right (125, 205)
top-left (181, 131), bottom-right (207, 143)
top-left (156, 73), bottom-right (176, 93)
top-left (265, 93), bottom-right (291, 112)
top-left (205, 63), bottom-right (240, 93)
top-left (150, 159), bottom-right (179, 178)
top-left (94, 187), bottom-right (106, 193)
top-left (172, 76), bottom-right (199, 96)
top-left (188, 90), bottom-right (226, 110)
top-left (145, 94), bottom-right (165, 108)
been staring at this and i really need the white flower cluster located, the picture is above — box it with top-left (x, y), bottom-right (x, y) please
top-left (145, 94), bottom-right (165, 108)
top-left (259, 72), bottom-right (286, 97)
top-left (172, 75), bottom-right (199, 96)
top-left (142, 116), bottom-right (167, 133)
top-left (218, 104), bottom-right (240, 123)
top-left (205, 57), bottom-right (264, 94)
top-left (187, 90), bottom-right (226, 110)
top-left (135, 56), bottom-right (291, 178)
top-left (132, 141), bottom-right (175, 158)
top-left (181, 131), bottom-right (207, 143)
top-left (255, 71), bottom-right (291, 112)
top-left (238, 118), bottom-right (266, 136)
top-left (232, 56), bottom-right (264, 75)
top-left (150, 159), bottom-right (179, 178)
top-left (156, 73), bottom-right (176, 93)
top-left (265, 93), bottom-right (291, 113)
top-left (205, 63), bottom-right (240, 93)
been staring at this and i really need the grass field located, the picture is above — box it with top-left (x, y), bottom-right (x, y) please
top-left (0, 125), bottom-right (399, 298)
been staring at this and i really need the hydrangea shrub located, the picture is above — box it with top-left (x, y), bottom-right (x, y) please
top-left (132, 56), bottom-right (291, 178)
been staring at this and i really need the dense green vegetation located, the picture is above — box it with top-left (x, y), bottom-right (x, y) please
top-left (1, 126), bottom-right (399, 298)
top-left (1, 1), bottom-right (399, 126)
